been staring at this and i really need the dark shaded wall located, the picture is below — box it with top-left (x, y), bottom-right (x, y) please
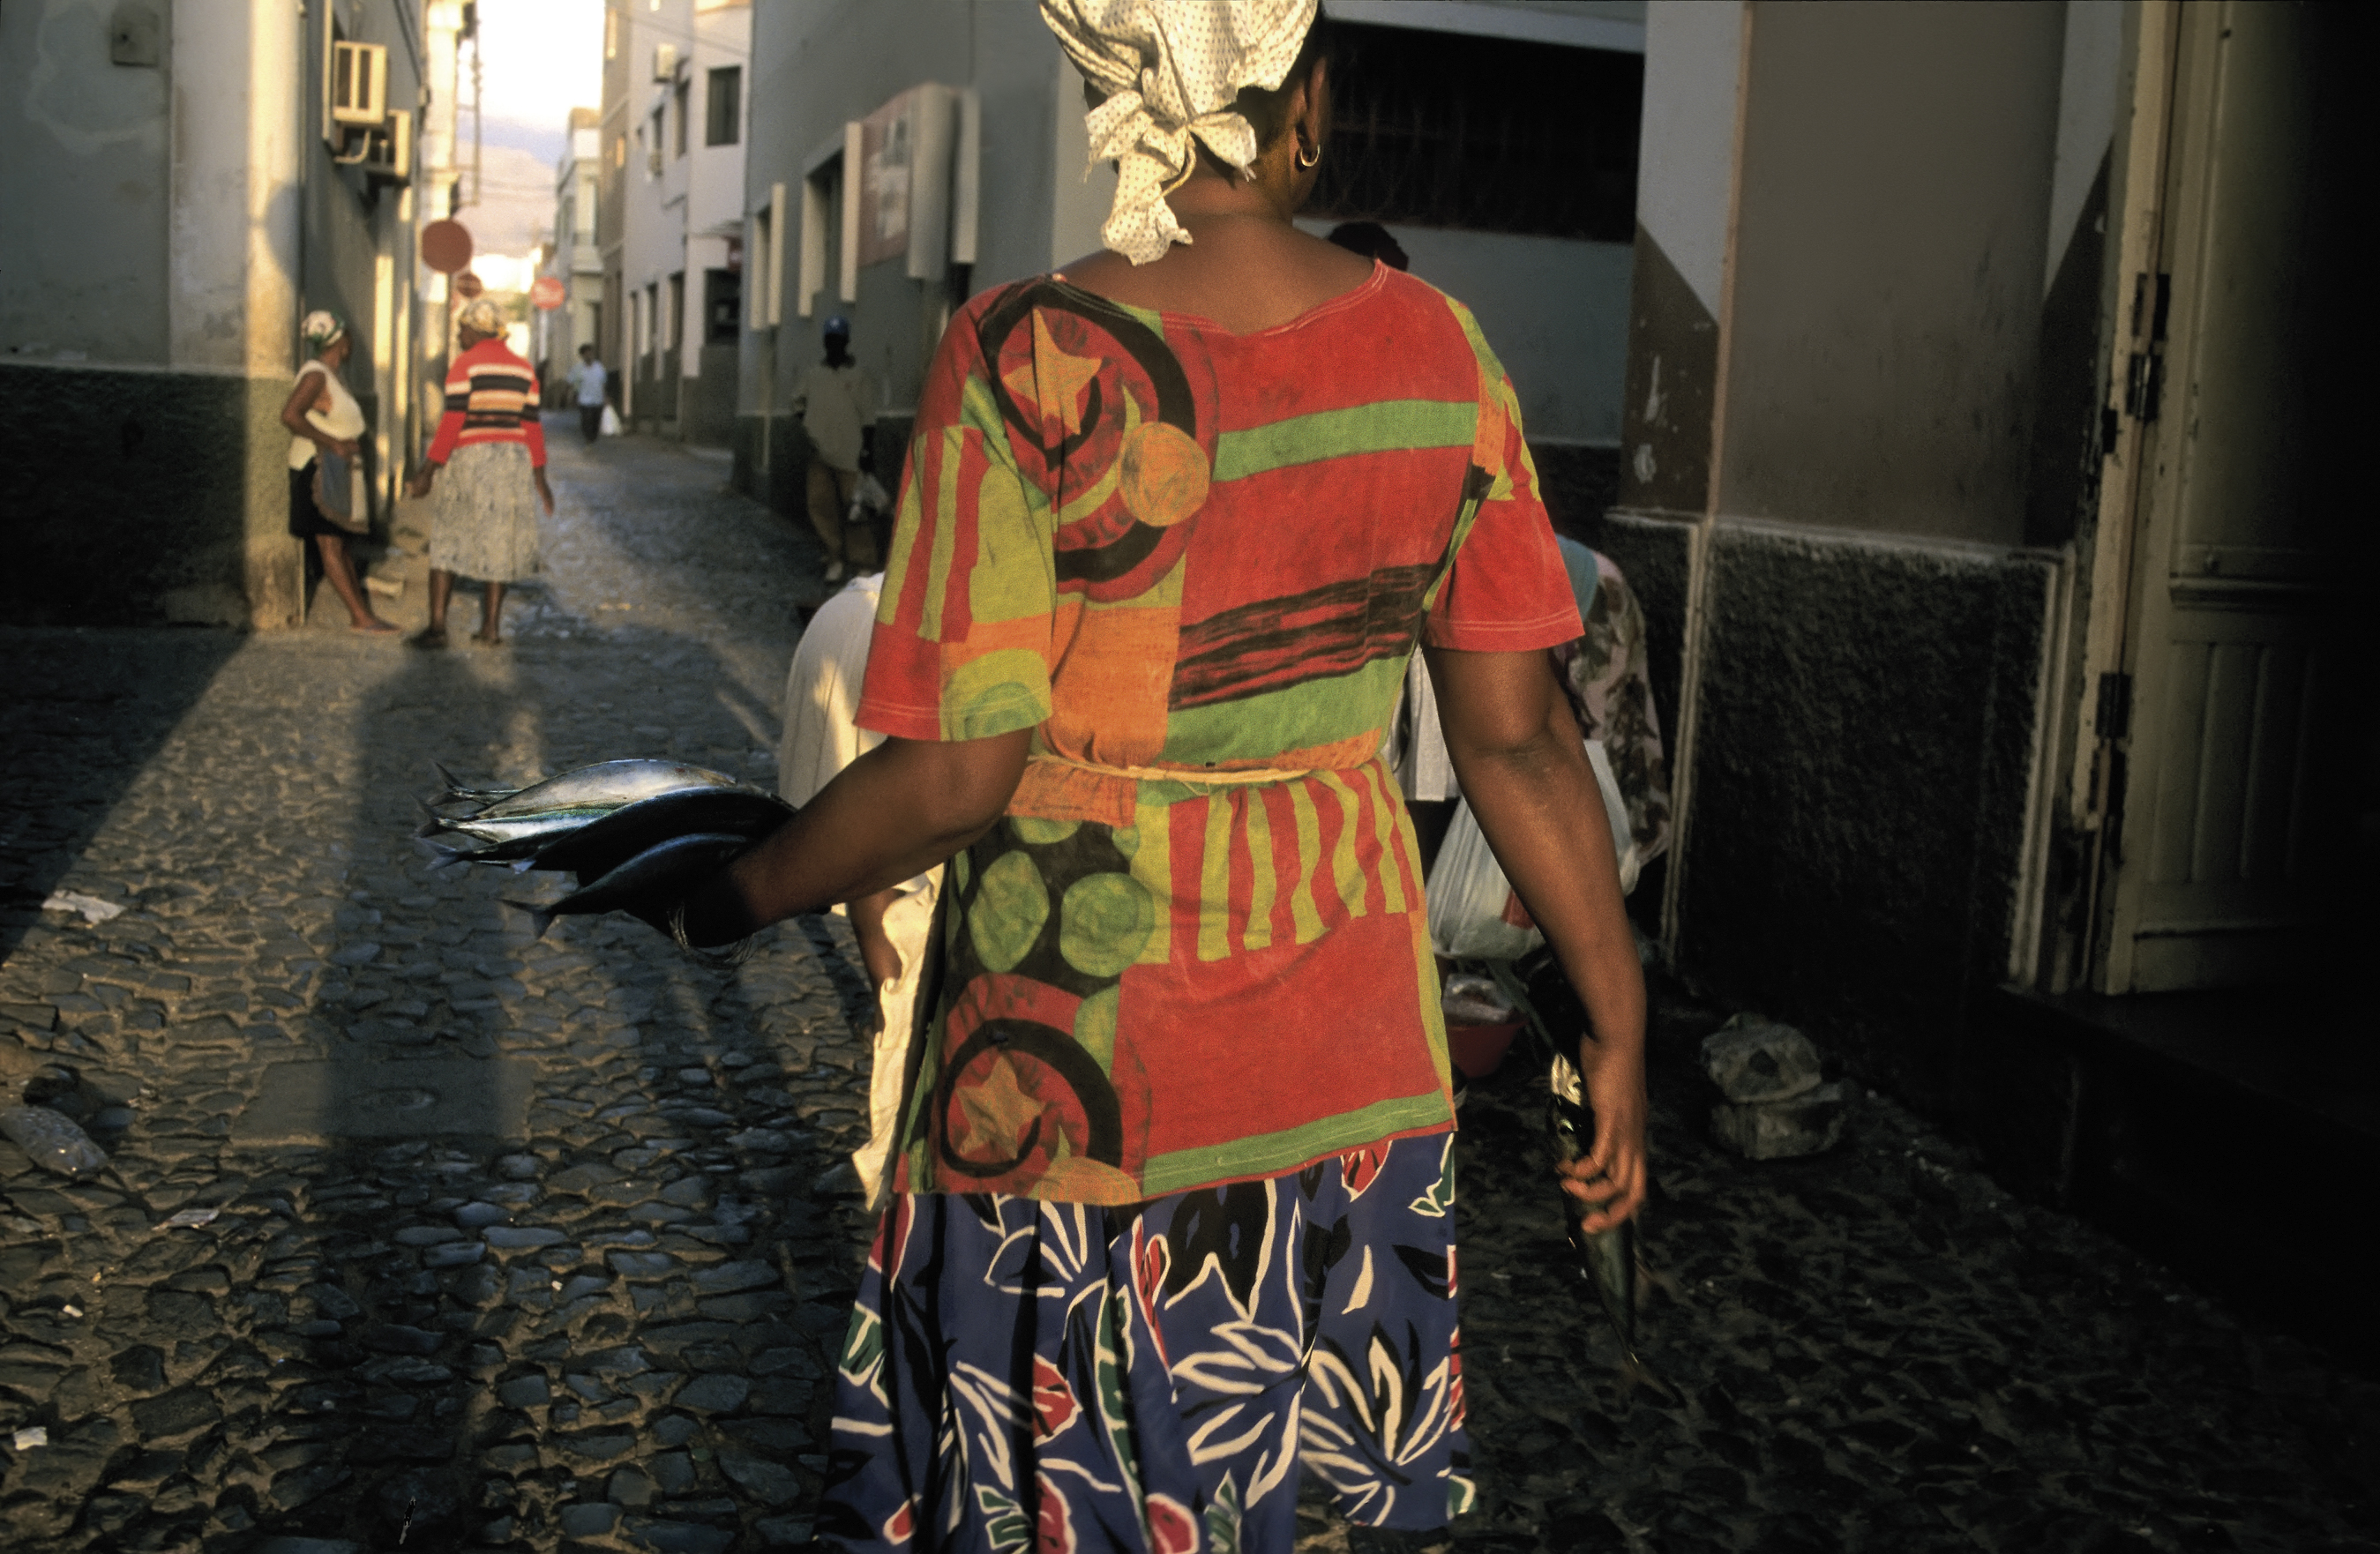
top-left (0, 364), bottom-right (289, 625)
top-left (1606, 0), bottom-right (2083, 1114)
top-left (1681, 527), bottom-right (2056, 1110)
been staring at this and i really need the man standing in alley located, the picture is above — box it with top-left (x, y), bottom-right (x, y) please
top-left (568, 343), bottom-right (609, 445)
top-left (792, 316), bottom-right (875, 584)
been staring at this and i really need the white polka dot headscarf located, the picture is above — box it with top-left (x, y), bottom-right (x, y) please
top-left (1040, 0), bottom-right (1319, 265)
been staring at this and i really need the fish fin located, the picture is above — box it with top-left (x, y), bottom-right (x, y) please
top-left (431, 758), bottom-right (466, 798)
top-left (511, 857), bottom-right (540, 874)
top-left (501, 898), bottom-right (556, 939)
top-left (413, 797), bottom-right (452, 839)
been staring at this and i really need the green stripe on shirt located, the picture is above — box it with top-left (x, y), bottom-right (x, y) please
top-left (1211, 400), bottom-right (1476, 483)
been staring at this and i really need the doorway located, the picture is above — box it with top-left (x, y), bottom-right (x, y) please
top-left (2092, 1), bottom-right (2362, 994)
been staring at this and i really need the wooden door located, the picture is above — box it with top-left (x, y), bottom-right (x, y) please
top-left (2097, 1), bottom-right (2359, 992)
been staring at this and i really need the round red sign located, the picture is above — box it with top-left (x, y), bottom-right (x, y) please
top-left (420, 219), bottom-right (473, 274)
top-left (530, 275), bottom-right (567, 310)
top-left (453, 271), bottom-right (484, 300)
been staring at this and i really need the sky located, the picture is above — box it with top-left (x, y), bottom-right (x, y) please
top-left (451, 0), bottom-right (605, 261)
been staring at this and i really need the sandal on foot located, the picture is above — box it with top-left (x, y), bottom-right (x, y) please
top-left (407, 629), bottom-right (448, 650)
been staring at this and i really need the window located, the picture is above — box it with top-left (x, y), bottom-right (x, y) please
top-left (1305, 22), bottom-right (1642, 242)
top-left (673, 80), bottom-right (689, 158)
top-left (667, 273), bottom-right (685, 353)
top-left (704, 269), bottom-right (740, 343)
top-left (645, 283), bottom-right (660, 357)
top-left (604, 7), bottom-right (617, 60)
top-left (648, 108), bottom-right (663, 175)
top-left (706, 66), bottom-right (741, 146)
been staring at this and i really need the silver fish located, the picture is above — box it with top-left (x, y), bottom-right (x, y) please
top-left (468, 759), bottom-right (756, 822)
top-left (430, 759), bottom-right (518, 807)
top-left (504, 831), bottom-right (750, 938)
top-left (415, 803), bottom-right (594, 862)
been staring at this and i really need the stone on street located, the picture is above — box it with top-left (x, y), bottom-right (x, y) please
top-left (1, 426), bottom-right (2372, 1553)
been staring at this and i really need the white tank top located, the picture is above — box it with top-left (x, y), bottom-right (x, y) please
top-left (288, 359), bottom-right (367, 470)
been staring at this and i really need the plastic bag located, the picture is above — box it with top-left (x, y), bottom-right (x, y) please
top-left (599, 403), bottom-right (621, 437)
top-left (1425, 737), bottom-right (1639, 960)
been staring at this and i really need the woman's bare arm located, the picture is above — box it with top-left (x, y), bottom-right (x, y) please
top-left (277, 370), bottom-right (353, 457)
top-left (674, 730), bottom-right (1031, 947)
top-left (1425, 645), bottom-right (1648, 1232)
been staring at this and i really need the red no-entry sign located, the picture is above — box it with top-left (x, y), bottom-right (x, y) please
top-left (531, 275), bottom-right (566, 310)
top-left (454, 271), bottom-right (484, 300)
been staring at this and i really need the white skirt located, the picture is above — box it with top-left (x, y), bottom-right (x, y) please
top-left (430, 441), bottom-right (541, 582)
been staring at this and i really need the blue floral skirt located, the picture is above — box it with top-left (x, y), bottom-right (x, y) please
top-left (820, 1133), bottom-right (1473, 1552)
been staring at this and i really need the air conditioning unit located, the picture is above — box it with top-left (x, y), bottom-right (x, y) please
top-left (331, 41), bottom-right (388, 127)
top-left (366, 108), bottom-right (413, 186)
top-left (653, 43), bottom-right (678, 82)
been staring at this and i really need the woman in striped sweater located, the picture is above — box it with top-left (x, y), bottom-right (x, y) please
top-left (406, 298), bottom-right (554, 647)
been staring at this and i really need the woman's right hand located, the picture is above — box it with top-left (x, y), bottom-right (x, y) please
top-left (406, 470), bottom-right (434, 498)
top-left (333, 438), bottom-right (361, 459)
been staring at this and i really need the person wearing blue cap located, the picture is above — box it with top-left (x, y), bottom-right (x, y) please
top-left (791, 315), bottom-right (877, 583)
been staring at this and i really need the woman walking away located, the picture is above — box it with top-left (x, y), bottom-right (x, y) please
top-left (407, 297), bottom-right (554, 647)
top-left (281, 310), bottom-right (396, 633)
top-left (667, 4), bottom-right (1646, 1549)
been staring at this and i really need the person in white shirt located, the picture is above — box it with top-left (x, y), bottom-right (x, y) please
top-left (568, 345), bottom-right (609, 445)
top-left (278, 310), bottom-right (396, 633)
top-left (790, 317), bottom-right (877, 584)
top-left (777, 572), bottom-right (939, 1203)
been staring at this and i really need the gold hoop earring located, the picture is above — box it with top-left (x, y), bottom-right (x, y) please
top-left (1296, 141), bottom-right (1321, 171)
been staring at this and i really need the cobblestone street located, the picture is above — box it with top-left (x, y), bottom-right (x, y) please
top-left (2, 422), bottom-right (2373, 1553)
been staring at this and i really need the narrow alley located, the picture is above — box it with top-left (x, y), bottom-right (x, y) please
top-left (0, 426), bottom-right (2369, 1553)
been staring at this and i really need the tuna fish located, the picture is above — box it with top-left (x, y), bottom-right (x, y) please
top-left (467, 758), bottom-right (756, 821)
top-left (528, 788), bottom-right (792, 881)
top-left (505, 832), bottom-right (752, 938)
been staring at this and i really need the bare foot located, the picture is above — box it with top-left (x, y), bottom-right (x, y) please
top-left (352, 616), bottom-right (400, 635)
top-left (469, 631), bottom-right (505, 648)
top-left (408, 628), bottom-right (449, 650)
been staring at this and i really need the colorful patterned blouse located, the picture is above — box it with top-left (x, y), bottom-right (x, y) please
top-left (425, 338), bottom-right (546, 467)
top-left (857, 265), bottom-right (1581, 1205)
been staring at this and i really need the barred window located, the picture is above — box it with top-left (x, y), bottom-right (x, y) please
top-left (1308, 23), bottom-right (1642, 242)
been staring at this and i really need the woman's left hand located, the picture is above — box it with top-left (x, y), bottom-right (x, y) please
top-left (535, 469), bottom-right (556, 514)
top-left (1560, 1043), bottom-right (1649, 1234)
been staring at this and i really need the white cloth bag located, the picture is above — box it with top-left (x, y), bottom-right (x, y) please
top-left (1426, 738), bottom-right (1638, 960)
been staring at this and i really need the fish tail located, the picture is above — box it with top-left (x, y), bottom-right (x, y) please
top-left (413, 797), bottom-right (451, 839)
top-left (501, 899), bottom-right (556, 939)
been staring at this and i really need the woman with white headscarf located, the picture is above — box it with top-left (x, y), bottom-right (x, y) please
top-left (670, 4), bottom-right (1646, 1546)
top-left (405, 297), bottom-right (553, 647)
top-left (279, 310), bottom-right (396, 632)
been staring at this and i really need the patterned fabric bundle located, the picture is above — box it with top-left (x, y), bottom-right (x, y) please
top-left (1040, 0), bottom-right (1318, 264)
top-left (820, 1134), bottom-right (1472, 1550)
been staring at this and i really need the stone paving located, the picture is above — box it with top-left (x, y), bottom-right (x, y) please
top-left (1, 422), bottom-right (2373, 1553)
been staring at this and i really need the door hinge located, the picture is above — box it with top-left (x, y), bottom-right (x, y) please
top-left (2096, 671), bottom-right (2133, 742)
top-left (2123, 351), bottom-right (2165, 422)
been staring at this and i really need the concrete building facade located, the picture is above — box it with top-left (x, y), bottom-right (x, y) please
top-left (732, 0), bottom-right (1647, 527)
top-left (2, 0), bottom-right (428, 627)
top-left (535, 108), bottom-right (607, 393)
top-left (598, 0), bottom-right (749, 446)
top-left (1605, 0), bottom-right (2367, 1351)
